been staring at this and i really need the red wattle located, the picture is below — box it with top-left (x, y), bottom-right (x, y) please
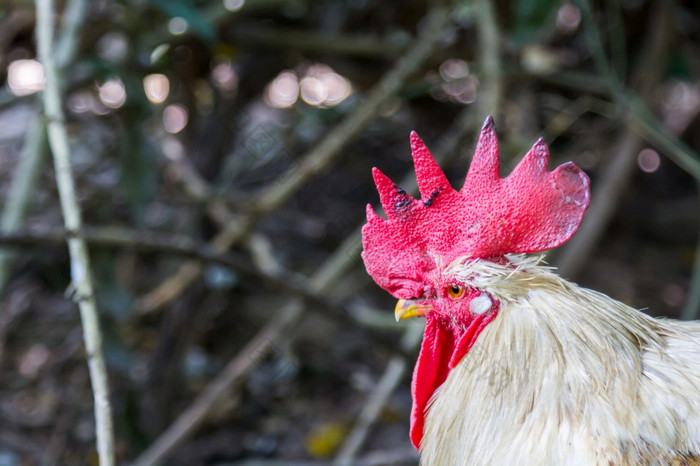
top-left (410, 314), bottom-right (454, 449)
top-left (409, 309), bottom-right (498, 449)
top-left (448, 312), bottom-right (496, 369)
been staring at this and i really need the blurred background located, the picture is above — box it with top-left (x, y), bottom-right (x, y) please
top-left (0, 0), bottom-right (699, 464)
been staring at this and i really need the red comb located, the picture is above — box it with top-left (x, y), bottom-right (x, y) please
top-left (361, 116), bottom-right (590, 298)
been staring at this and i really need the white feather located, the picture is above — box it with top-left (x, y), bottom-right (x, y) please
top-left (469, 294), bottom-right (493, 315)
top-left (420, 255), bottom-right (700, 465)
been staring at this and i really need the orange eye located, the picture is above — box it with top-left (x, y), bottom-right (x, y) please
top-left (446, 285), bottom-right (465, 299)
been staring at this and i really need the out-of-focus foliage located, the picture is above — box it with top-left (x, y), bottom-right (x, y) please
top-left (510, 0), bottom-right (561, 44)
top-left (0, 0), bottom-right (699, 464)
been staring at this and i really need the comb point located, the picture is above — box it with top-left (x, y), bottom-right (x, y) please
top-left (372, 167), bottom-right (409, 219)
top-left (463, 117), bottom-right (499, 191)
top-left (410, 131), bottom-right (452, 201)
top-left (365, 203), bottom-right (382, 224)
top-left (362, 119), bottom-right (591, 299)
top-left (532, 137), bottom-right (549, 157)
top-left (511, 138), bottom-right (550, 177)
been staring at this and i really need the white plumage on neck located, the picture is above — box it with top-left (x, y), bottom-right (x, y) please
top-left (420, 256), bottom-right (700, 465)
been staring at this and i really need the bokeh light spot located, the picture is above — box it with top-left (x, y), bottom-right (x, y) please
top-left (96, 32), bottom-right (129, 62)
top-left (98, 78), bottom-right (127, 109)
top-left (224, 0), bottom-right (245, 12)
top-left (67, 91), bottom-right (94, 114)
top-left (163, 104), bottom-right (189, 133)
top-left (304, 64), bottom-right (352, 108)
top-left (7, 59), bottom-right (45, 96)
top-left (300, 77), bottom-right (327, 106)
top-left (143, 73), bottom-right (170, 104)
top-left (264, 71), bottom-right (299, 108)
top-left (661, 283), bottom-right (685, 308)
top-left (211, 61), bottom-right (239, 92)
top-left (557, 3), bottom-right (581, 33)
top-left (637, 148), bottom-right (661, 173)
top-left (264, 64), bottom-right (352, 109)
top-left (168, 17), bottom-right (188, 35)
top-left (439, 59), bottom-right (469, 81)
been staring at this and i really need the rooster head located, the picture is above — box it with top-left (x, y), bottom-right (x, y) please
top-left (361, 116), bottom-right (591, 448)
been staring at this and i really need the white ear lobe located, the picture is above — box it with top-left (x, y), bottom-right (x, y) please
top-left (469, 294), bottom-right (493, 315)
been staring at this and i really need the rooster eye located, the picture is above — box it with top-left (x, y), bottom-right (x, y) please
top-left (446, 285), bottom-right (465, 299)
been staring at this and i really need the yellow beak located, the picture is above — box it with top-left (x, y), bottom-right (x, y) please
top-left (394, 299), bottom-right (433, 321)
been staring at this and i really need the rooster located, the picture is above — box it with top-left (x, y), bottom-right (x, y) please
top-left (361, 116), bottom-right (700, 465)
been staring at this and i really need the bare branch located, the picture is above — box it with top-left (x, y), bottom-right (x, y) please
top-left (132, 299), bottom-right (305, 466)
top-left (555, 1), bottom-right (674, 278)
top-left (474, 0), bottom-right (502, 121)
top-left (334, 322), bottom-right (423, 465)
top-left (138, 6), bottom-right (455, 314)
top-left (34, 0), bottom-right (114, 464)
top-left (0, 116), bottom-right (47, 292)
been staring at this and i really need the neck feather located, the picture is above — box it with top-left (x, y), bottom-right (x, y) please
top-left (420, 257), bottom-right (683, 465)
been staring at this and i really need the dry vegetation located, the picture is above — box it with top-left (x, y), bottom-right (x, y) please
top-left (0, 0), bottom-right (699, 464)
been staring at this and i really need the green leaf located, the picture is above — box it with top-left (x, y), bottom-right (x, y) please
top-left (510, 0), bottom-right (561, 45)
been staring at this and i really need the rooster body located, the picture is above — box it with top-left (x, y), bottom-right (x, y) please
top-left (361, 117), bottom-right (700, 465)
top-left (422, 256), bottom-right (700, 465)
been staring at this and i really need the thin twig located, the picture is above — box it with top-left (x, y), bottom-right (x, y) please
top-left (230, 462), bottom-right (322, 466)
top-left (309, 108), bottom-right (479, 296)
top-left (626, 99), bottom-right (700, 180)
top-left (130, 93), bottom-right (470, 463)
top-left (0, 0), bottom-right (88, 294)
top-left (335, 358), bottom-right (407, 466)
top-left (132, 299), bottom-right (305, 466)
top-left (0, 226), bottom-right (413, 360)
top-left (0, 227), bottom-right (257, 271)
top-left (137, 6), bottom-right (454, 314)
top-left (681, 184), bottom-right (700, 320)
top-left (34, 0), bottom-right (115, 465)
top-left (334, 322), bottom-right (423, 466)
top-left (134, 7), bottom-right (461, 462)
top-left (226, 450), bottom-right (420, 466)
top-left (312, 104), bottom-right (493, 295)
top-left (54, 0), bottom-right (89, 70)
top-left (0, 116), bottom-right (47, 292)
top-left (555, 0), bottom-right (673, 278)
top-left (574, 0), bottom-right (614, 91)
top-left (231, 25), bottom-right (406, 59)
top-left (357, 448), bottom-right (420, 466)
top-left (140, 0), bottom-right (289, 51)
top-left (131, 225), bottom-right (415, 464)
top-left (536, 70), bottom-right (612, 97)
top-left (251, 8), bottom-right (451, 214)
top-left (555, 128), bottom-right (642, 277)
top-left (473, 0), bottom-right (502, 121)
